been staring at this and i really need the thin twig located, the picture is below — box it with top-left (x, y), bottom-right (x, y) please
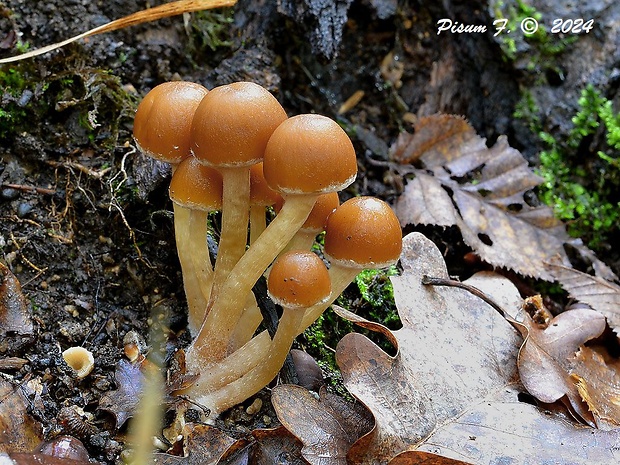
top-left (1, 183), bottom-right (56, 195)
top-left (421, 275), bottom-right (527, 335)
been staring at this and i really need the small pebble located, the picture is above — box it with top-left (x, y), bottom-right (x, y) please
top-left (245, 398), bottom-right (262, 415)
top-left (17, 202), bottom-right (33, 217)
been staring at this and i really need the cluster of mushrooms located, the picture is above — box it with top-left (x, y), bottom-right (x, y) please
top-left (133, 80), bottom-right (403, 416)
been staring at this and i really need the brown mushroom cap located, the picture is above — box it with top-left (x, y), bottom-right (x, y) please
top-left (263, 114), bottom-right (357, 194)
top-left (250, 162), bottom-right (281, 207)
top-left (268, 251), bottom-right (331, 309)
top-left (133, 81), bottom-right (208, 164)
top-left (169, 156), bottom-right (223, 211)
top-left (324, 196), bottom-right (402, 268)
top-left (275, 191), bottom-right (340, 232)
top-left (190, 82), bottom-right (287, 167)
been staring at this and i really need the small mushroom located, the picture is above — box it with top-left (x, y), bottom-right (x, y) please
top-left (276, 191), bottom-right (340, 253)
top-left (190, 113), bottom-right (357, 363)
top-left (169, 156), bottom-right (223, 334)
top-left (62, 347), bottom-right (94, 379)
top-left (190, 81), bottom-right (287, 301)
top-left (193, 250), bottom-right (331, 415)
top-left (299, 196), bottom-right (402, 331)
top-left (133, 81), bottom-right (208, 166)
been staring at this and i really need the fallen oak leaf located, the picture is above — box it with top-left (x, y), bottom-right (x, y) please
top-left (392, 114), bottom-right (615, 283)
top-left (272, 385), bottom-right (373, 465)
top-left (336, 232), bottom-right (620, 464)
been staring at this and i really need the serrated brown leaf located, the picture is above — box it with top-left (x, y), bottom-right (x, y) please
top-left (545, 261), bottom-right (620, 330)
top-left (272, 385), bottom-right (373, 465)
top-left (392, 114), bottom-right (614, 282)
top-left (99, 358), bottom-right (147, 429)
top-left (335, 232), bottom-right (620, 464)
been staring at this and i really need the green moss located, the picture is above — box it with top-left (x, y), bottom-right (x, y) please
top-left (492, 0), bottom-right (575, 80)
top-left (355, 266), bottom-right (400, 327)
top-left (185, 9), bottom-right (234, 56)
top-left (537, 85), bottom-right (620, 248)
top-left (0, 60), bottom-right (137, 149)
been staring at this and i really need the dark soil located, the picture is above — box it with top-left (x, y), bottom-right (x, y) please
top-left (1, 0), bottom-right (619, 463)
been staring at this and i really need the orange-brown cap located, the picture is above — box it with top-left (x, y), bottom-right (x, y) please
top-left (134, 81), bottom-right (208, 164)
top-left (268, 251), bottom-right (331, 309)
top-left (263, 114), bottom-right (357, 194)
top-left (275, 192), bottom-right (340, 232)
top-left (169, 156), bottom-right (223, 211)
top-left (324, 197), bottom-right (402, 268)
top-left (250, 163), bottom-right (282, 207)
top-left (190, 82), bottom-right (287, 167)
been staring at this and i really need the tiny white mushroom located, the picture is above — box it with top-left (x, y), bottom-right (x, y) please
top-left (62, 346), bottom-right (94, 379)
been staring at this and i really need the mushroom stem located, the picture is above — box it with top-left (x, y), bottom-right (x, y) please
top-left (189, 194), bottom-right (317, 363)
top-left (191, 307), bottom-right (305, 416)
top-left (180, 330), bottom-right (271, 396)
top-left (173, 203), bottom-right (208, 334)
top-left (209, 167), bottom-right (251, 300)
top-left (298, 264), bottom-right (360, 333)
top-left (188, 208), bottom-right (214, 327)
top-left (249, 205), bottom-right (267, 245)
top-left (282, 229), bottom-right (318, 253)
top-left (229, 293), bottom-right (264, 351)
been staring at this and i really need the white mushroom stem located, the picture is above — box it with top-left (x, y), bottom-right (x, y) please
top-left (173, 203), bottom-right (209, 335)
top-left (189, 194), bottom-right (318, 364)
top-left (249, 205), bottom-right (267, 245)
top-left (179, 330), bottom-right (270, 394)
top-left (185, 264), bottom-right (362, 394)
top-left (188, 208), bottom-right (214, 329)
top-left (209, 167), bottom-right (251, 301)
top-left (282, 229), bottom-right (320, 253)
top-left (229, 293), bottom-right (264, 351)
top-left (191, 307), bottom-right (305, 416)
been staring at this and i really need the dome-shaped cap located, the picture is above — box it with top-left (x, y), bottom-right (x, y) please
top-left (324, 197), bottom-right (402, 268)
top-left (268, 251), bottom-right (331, 309)
top-left (190, 81), bottom-right (287, 167)
top-left (250, 162), bottom-right (281, 207)
top-left (275, 192), bottom-right (340, 232)
top-left (134, 81), bottom-right (208, 164)
top-left (263, 114), bottom-right (357, 195)
top-left (169, 156), bottom-right (223, 211)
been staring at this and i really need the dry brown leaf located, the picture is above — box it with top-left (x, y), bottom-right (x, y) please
top-left (0, 377), bottom-right (43, 453)
top-left (99, 358), bottom-right (147, 429)
top-left (392, 114), bottom-right (614, 282)
top-left (571, 346), bottom-right (620, 429)
top-left (515, 303), bottom-right (606, 419)
top-left (545, 260), bottom-right (620, 331)
top-left (152, 423), bottom-right (243, 465)
top-left (272, 385), bottom-right (373, 465)
top-left (0, 262), bottom-right (34, 352)
top-left (335, 232), bottom-right (620, 464)
top-left (234, 426), bottom-right (306, 465)
top-left (388, 450), bottom-right (473, 464)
